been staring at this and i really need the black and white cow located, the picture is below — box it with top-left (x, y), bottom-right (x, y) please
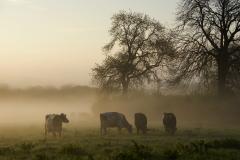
top-left (100, 112), bottom-right (132, 135)
top-left (45, 113), bottom-right (69, 137)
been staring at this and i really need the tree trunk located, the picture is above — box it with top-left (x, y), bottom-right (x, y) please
top-left (122, 79), bottom-right (129, 95)
top-left (217, 54), bottom-right (229, 96)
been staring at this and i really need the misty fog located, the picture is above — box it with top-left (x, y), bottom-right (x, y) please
top-left (0, 91), bottom-right (239, 130)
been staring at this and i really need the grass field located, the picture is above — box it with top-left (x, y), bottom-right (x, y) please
top-left (0, 93), bottom-right (239, 160)
top-left (0, 126), bottom-right (240, 160)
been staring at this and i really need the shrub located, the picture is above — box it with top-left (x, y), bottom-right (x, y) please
top-left (60, 144), bottom-right (94, 160)
top-left (0, 146), bottom-right (15, 155)
top-left (113, 140), bottom-right (153, 160)
top-left (34, 153), bottom-right (55, 160)
top-left (19, 142), bottom-right (35, 153)
top-left (207, 139), bottom-right (240, 150)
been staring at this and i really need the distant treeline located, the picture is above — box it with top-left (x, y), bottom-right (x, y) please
top-left (0, 85), bottom-right (98, 99)
top-left (92, 94), bottom-right (240, 128)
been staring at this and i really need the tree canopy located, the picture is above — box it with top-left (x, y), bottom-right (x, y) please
top-left (175, 0), bottom-right (240, 95)
top-left (92, 11), bottom-right (175, 94)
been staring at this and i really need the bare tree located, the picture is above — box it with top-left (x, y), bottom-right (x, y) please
top-left (176, 0), bottom-right (240, 95)
top-left (92, 11), bottom-right (174, 94)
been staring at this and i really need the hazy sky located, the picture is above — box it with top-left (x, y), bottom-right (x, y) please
top-left (0, 0), bottom-right (178, 87)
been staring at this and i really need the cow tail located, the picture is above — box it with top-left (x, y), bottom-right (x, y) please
top-left (45, 115), bottom-right (49, 138)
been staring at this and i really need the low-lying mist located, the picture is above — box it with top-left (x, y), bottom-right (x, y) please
top-left (0, 98), bottom-right (93, 125)
top-left (0, 85), bottom-right (240, 132)
top-left (0, 85), bottom-right (97, 128)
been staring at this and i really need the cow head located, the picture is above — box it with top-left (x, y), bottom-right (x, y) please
top-left (60, 113), bottom-right (69, 123)
top-left (163, 113), bottom-right (171, 119)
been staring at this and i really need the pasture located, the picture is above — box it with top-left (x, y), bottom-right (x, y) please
top-left (0, 125), bottom-right (239, 160)
top-left (0, 92), bottom-right (240, 159)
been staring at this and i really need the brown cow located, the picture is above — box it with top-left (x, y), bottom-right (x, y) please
top-left (163, 113), bottom-right (177, 135)
top-left (134, 113), bottom-right (147, 134)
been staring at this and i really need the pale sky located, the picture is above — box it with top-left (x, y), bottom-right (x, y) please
top-left (0, 0), bottom-right (179, 87)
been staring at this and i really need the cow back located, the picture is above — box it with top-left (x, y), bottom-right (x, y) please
top-left (100, 112), bottom-right (130, 128)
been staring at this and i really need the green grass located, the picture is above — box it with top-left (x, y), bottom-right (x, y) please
top-left (0, 126), bottom-right (239, 160)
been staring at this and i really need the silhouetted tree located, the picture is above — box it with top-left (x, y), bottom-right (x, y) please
top-left (92, 11), bottom-right (175, 94)
top-left (176, 0), bottom-right (240, 95)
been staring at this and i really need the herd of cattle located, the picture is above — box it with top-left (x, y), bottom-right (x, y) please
top-left (45, 112), bottom-right (177, 137)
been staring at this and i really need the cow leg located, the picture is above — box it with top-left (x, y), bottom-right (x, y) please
top-left (59, 131), bottom-right (62, 137)
top-left (100, 126), bottom-right (103, 136)
top-left (45, 131), bottom-right (48, 139)
top-left (143, 128), bottom-right (147, 134)
top-left (101, 127), bottom-right (107, 135)
top-left (101, 127), bottom-right (106, 136)
top-left (45, 129), bottom-right (47, 138)
top-left (118, 127), bottom-right (122, 134)
top-left (45, 124), bottom-right (48, 138)
top-left (53, 132), bottom-right (56, 137)
top-left (165, 127), bottom-right (168, 133)
top-left (103, 128), bottom-right (107, 135)
top-left (137, 128), bottom-right (139, 135)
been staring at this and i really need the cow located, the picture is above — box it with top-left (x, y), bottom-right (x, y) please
top-left (45, 113), bottom-right (69, 137)
top-left (163, 113), bottom-right (177, 135)
top-left (100, 112), bottom-right (132, 135)
top-left (134, 113), bottom-right (147, 134)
